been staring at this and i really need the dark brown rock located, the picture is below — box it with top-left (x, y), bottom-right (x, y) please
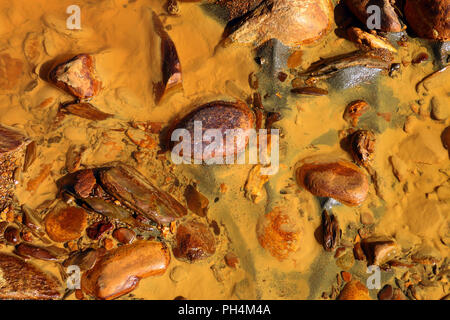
top-left (405, 0), bottom-right (449, 41)
top-left (378, 284), bottom-right (393, 300)
top-left (112, 228), bottom-right (136, 244)
top-left (14, 243), bottom-right (58, 261)
top-left (73, 169), bottom-right (97, 198)
top-left (173, 220), bottom-right (216, 262)
top-left (4, 226), bottom-right (20, 244)
top-left (345, 0), bottom-right (402, 32)
top-left (361, 237), bottom-right (399, 265)
top-left (86, 221), bottom-right (113, 240)
top-left (0, 252), bottom-right (61, 299)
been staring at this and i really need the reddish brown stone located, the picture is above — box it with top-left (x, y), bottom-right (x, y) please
top-left (45, 206), bottom-right (87, 242)
top-left (173, 220), bottom-right (216, 262)
top-left (86, 221), bottom-right (113, 240)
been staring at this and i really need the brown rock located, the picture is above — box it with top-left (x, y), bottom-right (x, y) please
top-left (224, 252), bottom-right (239, 268)
top-left (345, 0), bottom-right (402, 33)
top-left (349, 130), bottom-right (376, 167)
top-left (296, 158), bottom-right (369, 206)
top-left (63, 248), bottom-right (101, 272)
top-left (338, 280), bottom-right (372, 300)
top-left (169, 101), bottom-right (255, 163)
top-left (184, 185), bottom-right (209, 217)
top-left (405, 0), bottom-right (449, 41)
top-left (343, 100), bottom-right (370, 127)
top-left (112, 228), bottom-right (136, 244)
top-left (81, 241), bottom-right (170, 300)
top-left (0, 252), bottom-right (61, 299)
top-left (86, 221), bottom-right (113, 240)
top-left (61, 102), bottom-right (112, 121)
top-left (14, 243), bottom-right (58, 261)
top-left (173, 220), bottom-right (216, 262)
top-left (353, 242), bottom-right (367, 261)
top-left (378, 284), bottom-right (393, 300)
top-left (4, 226), bottom-right (20, 244)
top-left (361, 237), bottom-right (399, 266)
top-left (215, 0), bottom-right (265, 20)
top-left (257, 206), bottom-right (301, 261)
top-left (44, 206), bottom-right (88, 242)
top-left (341, 271), bottom-right (352, 282)
top-left (0, 124), bottom-right (28, 210)
top-left (49, 54), bottom-right (101, 99)
top-left (442, 126), bottom-right (450, 152)
top-left (228, 0), bottom-right (333, 47)
top-left (73, 169), bottom-right (97, 198)
top-left (360, 211), bottom-right (375, 225)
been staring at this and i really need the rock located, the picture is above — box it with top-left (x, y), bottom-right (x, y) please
top-left (345, 0), bottom-right (402, 33)
top-left (431, 96), bottom-right (449, 120)
top-left (360, 211), bottom-right (375, 225)
top-left (169, 266), bottom-right (187, 283)
top-left (227, 0), bottom-right (333, 47)
top-left (411, 244), bottom-right (442, 265)
top-left (49, 54), bottom-right (101, 99)
top-left (353, 242), bottom-right (367, 261)
top-left (112, 228), bottom-right (136, 244)
top-left (86, 221), bottom-right (113, 240)
top-left (73, 169), bottom-right (96, 198)
top-left (63, 248), bottom-right (102, 272)
top-left (14, 243), bottom-right (59, 261)
top-left (224, 252), bottom-right (239, 268)
top-left (81, 241), bottom-right (170, 300)
top-left (361, 237), bottom-right (399, 266)
top-left (65, 145), bottom-right (86, 174)
top-left (405, 0), bottom-right (449, 41)
top-left (341, 271), bottom-right (352, 282)
top-left (215, 0), bottom-right (265, 20)
top-left (257, 206), bottom-right (301, 261)
top-left (0, 252), bottom-right (61, 299)
top-left (173, 220), bottom-right (216, 262)
top-left (442, 126), bottom-right (450, 151)
top-left (61, 102), bottom-right (113, 121)
top-left (338, 280), bottom-right (372, 300)
top-left (0, 124), bottom-right (28, 210)
top-left (378, 284), bottom-right (393, 300)
top-left (4, 226), bottom-right (20, 244)
top-left (184, 185), bottom-right (209, 217)
top-left (125, 128), bottom-right (157, 149)
top-left (296, 158), bottom-right (369, 206)
top-left (44, 206), bottom-right (88, 242)
top-left (169, 100), bottom-right (255, 163)
top-left (349, 130), bottom-right (376, 167)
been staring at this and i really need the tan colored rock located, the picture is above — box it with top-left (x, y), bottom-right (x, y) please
top-left (82, 241), bottom-right (170, 300)
top-left (228, 0), bottom-right (333, 47)
top-left (338, 280), bottom-right (372, 300)
top-left (361, 237), bottom-right (399, 266)
top-left (296, 158), bottom-right (369, 206)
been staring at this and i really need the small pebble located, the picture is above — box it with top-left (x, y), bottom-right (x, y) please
top-left (378, 284), bottom-right (393, 300)
top-left (341, 271), bottom-right (352, 282)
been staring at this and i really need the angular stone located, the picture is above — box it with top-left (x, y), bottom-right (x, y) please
top-left (361, 237), bottom-right (399, 266)
top-left (405, 0), bottom-right (449, 41)
top-left (173, 220), bottom-right (216, 262)
top-left (49, 54), bottom-right (101, 99)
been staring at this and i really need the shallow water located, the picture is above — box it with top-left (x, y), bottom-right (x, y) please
top-left (0, 0), bottom-right (449, 300)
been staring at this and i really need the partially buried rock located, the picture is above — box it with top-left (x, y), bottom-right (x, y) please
top-left (99, 164), bottom-right (187, 225)
top-left (442, 126), bottom-right (450, 151)
top-left (112, 227), bottom-right (136, 244)
top-left (81, 240), bottom-right (170, 300)
top-left (184, 185), bottom-right (209, 217)
top-left (73, 169), bottom-right (96, 198)
top-left (349, 130), bottom-right (376, 167)
top-left (169, 100), bottom-right (255, 163)
top-left (227, 0), bottom-right (333, 47)
top-left (60, 102), bottom-right (112, 121)
top-left (404, 0), bottom-right (449, 41)
top-left (361, 237), bottom-right (399, 266)
top-left (86, 221), bottom-right (113, 240)
top-left (338, 280), bottom-right (372, 300)
top-left (49, 54), bottom-right (101, 99)
top-left (173, 220), bottom-right (216, 262)
top-left (296, 158), bottom-right (369, 206)
top-left (0, 124), bottom-right (29, 210)
top-left (257, 206), bottom-right (301, 261)
top-left (344, 0), bottom-right (402, 33)
top-left (0, 252), bottom-right (61, 299)
top-left (44, 206), bottom-right (88, 242)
